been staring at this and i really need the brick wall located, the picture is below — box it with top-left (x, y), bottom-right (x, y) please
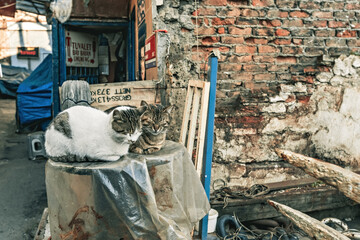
top-left (155, 0), bottom-right (360, 188)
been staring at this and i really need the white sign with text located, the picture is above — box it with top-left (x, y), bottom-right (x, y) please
top-left (65, 30), bottom-right (98, 67)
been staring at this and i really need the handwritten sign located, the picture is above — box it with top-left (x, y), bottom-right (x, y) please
top-left (65, 30), bottom-right (98, 67)
top-left (89, 81), bottom-right (160, 110)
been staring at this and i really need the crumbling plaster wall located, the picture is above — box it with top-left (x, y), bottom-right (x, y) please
top-left (153, 0), bottom-right (360, 189)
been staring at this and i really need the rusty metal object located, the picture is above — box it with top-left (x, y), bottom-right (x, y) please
top-left (267, 200), bottom-right (350, 240)
top-left (275, 148), bottom-right (360, 204)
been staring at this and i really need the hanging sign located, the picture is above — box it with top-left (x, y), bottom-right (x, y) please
top-left (17, 47), bottom-right (39, 58)
top-left (65, 30), bottom-right (98, 67)
top-left (145, 33), bottom-right (156, 69)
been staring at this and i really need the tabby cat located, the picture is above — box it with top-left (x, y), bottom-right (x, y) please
top-left (129, 101), bottom-right (174, 154)
top-left (45, 105), bottom-right (147, 162)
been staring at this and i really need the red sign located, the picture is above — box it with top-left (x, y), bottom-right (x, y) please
top-left (17, 47), bottom-right (39, 58)
top-left (145, 33), bottom-right (156, 69)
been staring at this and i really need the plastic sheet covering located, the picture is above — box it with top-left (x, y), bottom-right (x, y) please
top-left (50, 0), bottom-right (72, 23)
top-left (45, 141), bottom-right (210, 240)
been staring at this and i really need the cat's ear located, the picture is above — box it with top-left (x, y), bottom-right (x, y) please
top-left (141, 100), bottom-right (150, 108)
top-left (112, 109), bottom-right (122, 120)
top-left (164, 105), bottom-right (174, 114)
top-left (137, 105), bottom-right (147, 116)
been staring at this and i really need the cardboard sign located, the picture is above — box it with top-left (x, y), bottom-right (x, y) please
top-left (89, 81), bottom-right (160, 110)
top-left (65, 30), bottom-right (98, 67)
top-left (145, 33), bottom-right (156, 69)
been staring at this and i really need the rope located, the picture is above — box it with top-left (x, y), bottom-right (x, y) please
top-left (0, 2), bottom-right (16, 9)
top-left (211, 180), bottom-right (270, 209)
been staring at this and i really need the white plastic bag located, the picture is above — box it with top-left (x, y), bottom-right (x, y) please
top-left (50, 0), bottom-right (72, 23)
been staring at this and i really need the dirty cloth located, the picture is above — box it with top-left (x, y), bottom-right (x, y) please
top-left (45, 141), bottom-right (210, 240)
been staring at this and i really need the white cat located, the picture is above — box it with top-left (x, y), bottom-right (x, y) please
top-left (45, 105), bottom-right (146, 162)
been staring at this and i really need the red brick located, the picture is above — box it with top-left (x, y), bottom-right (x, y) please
top-left (273, 38), bottom-right (291, 45)
top-left (268, 65), bottom-right (289, 72)
top-left (329, 21), bottom-right (346, 28)
top-left (293, 39), bottom-right (302, 45)
top-left (254, 28), bottom-right (275, 36)
top-left (276, 56), bottom-right (296, 64)
top-left (258, 45), bottom-right (278, 53)
top-left (275, 28), bottom-right (290, 36)
top-left (253, 56), bottom-right (275, 63)
top-left (235, 45), bottom-right (256, 54)
top-left (285, 95), bottom-right (296, 103)
top-left (346, 3), bottom-right (360, 10)
top-left (212, 17), bottom-right (236, 25)
top-left (231, 72), bottom-right (254, 81)
top-left (227, 0), bottom-right (249, 6)
top-left (290, 11), bottom-right (309, 18)
top-left (241, 9), bottom-right (260, 17)
top-left (226, 8), bottom-right (241, 17)
top-left (220, 63), bottom-right (243, 71)
top-left (245, 38), bottom-right (268, 44)
top-left (203, 0), bottom-right (227, 6)
top-left (267, 10), bottom-right (288, 18)
top-left (218, 27), bottom-right (225, 34)
top-left (337, 30), bottom-right (357, 38)
top-left (201, 36), bottom-right (220, 45)
top-left (271, 19), bottom-right (282, 27)
top-left (279, 12), bottom-right (288, 18)
top-left (312, 11), bottom-right (333, 19)
top-left (192, 8), bottom-right (217, 16)
top-left (315, 29), bottom-right (335, 37)
top-left (229, 27), bottom-right (252, 35)
top-left (219, 47), bottom-right (231, 52)
top-left (312, 20), bottom-right (328, 28)
top-left (282, 46), bottom-right (303, 55)
top-left (222, 36), bottom-right (244, 44)
top-left (181, 28), bottom-right (190, 33)
top-left (297, 95), bottom-right (311, 104)
top-left (243, 64), bottom-right (267, 72)
top-left (283, 19), bottom-right (303, 27)
top-left (236, 18), bottom-right (258, 25)
top-left (292, 75), bottom-right (314, 84)
top-left (351, 22), bottom-right (360, 29)
top-left (252, 0), bottom-right (274, 7)
top-left (227, 55), bottom-right (253, 63)
top-left (254, 73), bottom-right (276, 81)
top-left (299, 1), bottom-right (320, 9)
top-left (194, 27), bottom-right (216, 35)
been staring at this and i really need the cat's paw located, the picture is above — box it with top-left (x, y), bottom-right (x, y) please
top-left (129, 146), bottom-right (143, 154)
top-left (104, 155), bottom-right (121, 161)
top-left (144, 148), bottom-right (160, 154)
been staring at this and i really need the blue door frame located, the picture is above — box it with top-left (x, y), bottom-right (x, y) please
top-left (51, 19), bottom-right (133, 117)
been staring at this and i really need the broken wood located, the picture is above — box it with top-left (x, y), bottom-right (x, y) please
top-left (267, 200), bottom-right (350, 240)
top-left (275, 148), bottom-right (360, 204)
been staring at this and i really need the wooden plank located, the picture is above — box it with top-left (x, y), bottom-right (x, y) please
top-left (212, 186), bottom-right (358, 222)
top-left (266, 177), bottom-right (318, 191)
top-left (275, 148), bottom-right (360, 204)
top-left (189, 80), bottom-right (206, 89)
top-left (186, 87), bottom-right (201, 155)
top-left (179, 85), bottom-right (194, 144)
top-left (195, 82), bottom-right (210, 175)
top-left (267, 200), bottom-right (351, 240)
top-left (89, 81), bottom-right (160, 110)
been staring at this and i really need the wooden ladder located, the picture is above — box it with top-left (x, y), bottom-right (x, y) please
top-left (179, 79), bottom-right (210, 176)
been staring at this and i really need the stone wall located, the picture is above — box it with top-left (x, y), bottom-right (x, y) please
top-left (153, 0), bottom-right (360, 189)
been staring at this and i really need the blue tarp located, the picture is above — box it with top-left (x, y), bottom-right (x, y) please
top-left (17, 54), bottom-right (52, 130)
top-left (0, 65), bottom-right (31, 97)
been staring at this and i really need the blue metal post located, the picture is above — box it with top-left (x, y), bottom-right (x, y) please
top-left (51, 18), bottom-right (60, 117)
top-left (59, 23), bottom-right (66, 86)
top-left (200, 55), bottom-right (218, 239)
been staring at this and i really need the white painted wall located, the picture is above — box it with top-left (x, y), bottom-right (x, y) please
top-left (7, 22), bottom-right (52, 71)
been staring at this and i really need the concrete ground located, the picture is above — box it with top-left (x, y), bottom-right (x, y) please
top-left (0, 99), bottom-right (47, 239)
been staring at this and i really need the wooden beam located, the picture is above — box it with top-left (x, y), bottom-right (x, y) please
top-left (267, 200), bottom-right (350, 240)
top-left (275, 149), bottom-right (360, 204)
top-left (212, 186), bottom-right (358, 222)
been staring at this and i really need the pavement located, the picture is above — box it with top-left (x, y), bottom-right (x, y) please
top-left (0, 99), bottom-right (47, 240)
